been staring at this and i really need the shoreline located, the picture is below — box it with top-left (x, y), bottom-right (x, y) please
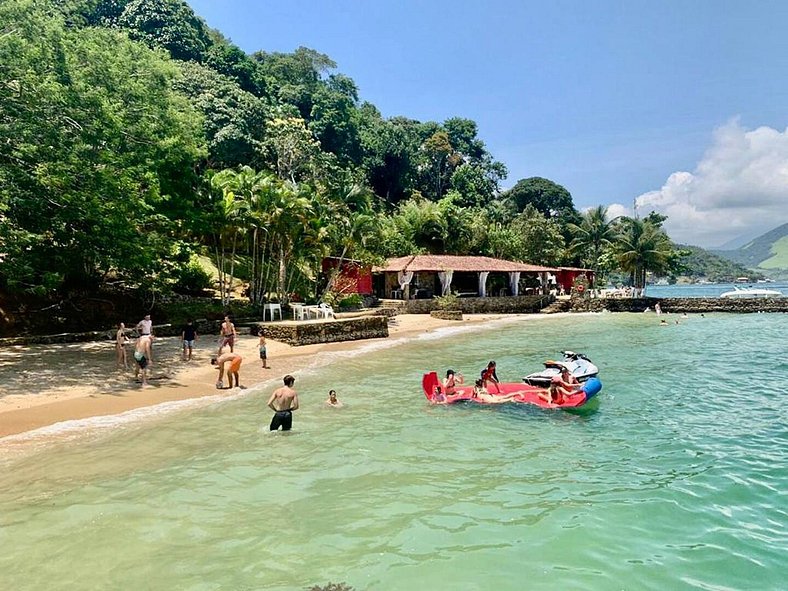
top-left (0, 314), bottom-right (513, 441)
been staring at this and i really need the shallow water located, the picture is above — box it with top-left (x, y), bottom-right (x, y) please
top-left (1, 312), bottom-right (786, 590)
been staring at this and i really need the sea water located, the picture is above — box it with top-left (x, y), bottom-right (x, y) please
top-left (0, 312), bottom-right (786, 591)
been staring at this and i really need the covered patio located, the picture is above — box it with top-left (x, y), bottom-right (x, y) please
top-left (373, 255), bottom-right (558, 300)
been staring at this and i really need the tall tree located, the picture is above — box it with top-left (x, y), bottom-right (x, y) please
top-left (568, 205), bottom-right (617, 285)
top-left (614, 217), bottom-right (675, 295)
top-left (0, 2), bottom-right (204, 294)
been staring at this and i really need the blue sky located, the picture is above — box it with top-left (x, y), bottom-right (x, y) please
top-left (187, 0), bottom-right (788, 247)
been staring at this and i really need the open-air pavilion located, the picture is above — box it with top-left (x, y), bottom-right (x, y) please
top-left (372, 255), bottom-right (561, 300)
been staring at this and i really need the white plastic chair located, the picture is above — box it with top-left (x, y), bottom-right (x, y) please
top-left (317, 303), bottom-right (335, 319)
top-left (263, 303), bottom-right (282, 321)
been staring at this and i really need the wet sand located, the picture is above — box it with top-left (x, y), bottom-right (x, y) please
top-left (0, 314), bottom-right (507, 439)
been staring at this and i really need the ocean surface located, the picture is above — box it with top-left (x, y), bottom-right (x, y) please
top-left (645, 281), bottom-right (788, 298)
top-left (1, 312), bottom-right (786, 591)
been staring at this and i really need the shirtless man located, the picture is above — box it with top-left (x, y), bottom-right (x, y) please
top-left (133, 335), bottom-right (152, 387)
top-left (217, 315), bottom-right (236, 356)
top-left (267, 375), bottom-right (299, 431)
top-left (211, 352), bottom-right (243, 389)
top-left (136, 314), bottom-right (154, 363)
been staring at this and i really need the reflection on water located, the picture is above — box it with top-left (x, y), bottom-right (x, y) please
top-left (1, 312), bottom-right (787, 591)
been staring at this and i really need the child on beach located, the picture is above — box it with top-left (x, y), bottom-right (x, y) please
top-left (258, 331), bottom-right (270, 369)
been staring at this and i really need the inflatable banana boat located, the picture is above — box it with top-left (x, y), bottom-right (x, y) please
top-left (422, 371), bottom-right (602, 409)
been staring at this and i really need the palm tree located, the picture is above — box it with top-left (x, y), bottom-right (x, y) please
top-left (614, 217), bottom-right (674, 296)
top-left (568, 205), bottom-right (617, 287)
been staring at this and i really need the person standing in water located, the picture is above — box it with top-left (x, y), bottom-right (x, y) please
top-left (267, 375), bottom-right (299, 431)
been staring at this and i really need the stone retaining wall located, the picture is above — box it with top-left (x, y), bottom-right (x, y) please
top-left (256, 316), bottom-right (388, 346)
top-left (404, 295), bottom-right (550, 315)
top-left (571, 297), bottom-right (788, 313)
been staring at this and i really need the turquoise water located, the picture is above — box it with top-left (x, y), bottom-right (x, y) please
top-left (1, 313), bottom-right (787, 591)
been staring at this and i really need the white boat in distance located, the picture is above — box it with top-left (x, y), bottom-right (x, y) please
top-left (720, 286), bottom-right (784, 299)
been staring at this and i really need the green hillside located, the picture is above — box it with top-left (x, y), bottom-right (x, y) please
top-left (714, 223), bottom-right (788, 270)
top-left (676, 245), bottom-right (763, 282)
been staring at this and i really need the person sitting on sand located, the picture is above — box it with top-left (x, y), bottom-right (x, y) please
top-left (325, 389), bottom-right (343, 408)
top-left (481, 361), bottom-right (500, 393)
top-left (133, 335), bottom-right (152, 387)
top-left (443, 369), bottom-right (463, 396)
top-left (211, 352), bottom-right (243, 389)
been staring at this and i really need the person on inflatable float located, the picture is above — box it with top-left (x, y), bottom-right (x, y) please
top-left (480, 361), bottom-right (500, 393)
top-left (540, 365), bottom-right (580, 404)
top-left (442, 369), bottom-right (463, 397)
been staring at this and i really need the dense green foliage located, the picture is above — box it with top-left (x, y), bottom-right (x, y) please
top-left (676, 245), bottom-right (766, 282)
top-left (0, 0), bottom-right (688, 306)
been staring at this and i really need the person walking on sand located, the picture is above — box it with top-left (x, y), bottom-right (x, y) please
top-left (133, 335), bottom-right (152, 387)
top-left (136, 314), bottom-right (154, 363)
top-left (181, 319), bottom-right (198, 361)
top-left (211, 352), bottom-right (243, 389)
top-left (217, 315), bottom-right (236, 356)
top-left (116, 322), bottom-right (129, 369)
top-left (267, 375), bottom-right (299, 431)
top-left (258, 331), bottom-right (270, 369)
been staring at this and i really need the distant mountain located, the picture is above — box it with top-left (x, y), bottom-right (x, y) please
top-left (675, 244), bottom-right (764, 282)
top-left (714, 231), bottom-right (762, 251)
top-left (713, 223), bottom-right (788, 271)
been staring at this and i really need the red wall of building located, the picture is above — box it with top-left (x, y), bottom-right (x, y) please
top-left (321, 259), bottom-right (373, 294)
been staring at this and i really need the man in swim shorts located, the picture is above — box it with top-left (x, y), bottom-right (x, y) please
top-left (217, 315), bottom-right (236, 356)
top-left (133, 335), bottom-right (152, 387)
top-left (211, 352), bottom-right (243, 389)
top-left (267, 375), bottom-right (299, 431)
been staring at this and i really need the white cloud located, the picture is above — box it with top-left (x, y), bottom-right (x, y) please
top-left (610, 120), bottom-right (788, 247)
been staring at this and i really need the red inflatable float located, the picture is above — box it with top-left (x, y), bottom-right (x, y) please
top-left (422, 371), bottom-right (601, 409)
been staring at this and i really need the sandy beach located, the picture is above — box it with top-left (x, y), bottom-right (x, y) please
top-left (0, 314), bottom-right (506, 439)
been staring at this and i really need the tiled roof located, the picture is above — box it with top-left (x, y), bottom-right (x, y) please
top-left (557, 266), bottom-right (594, 272)
top-left (373, 255), bottom-right (557, 273)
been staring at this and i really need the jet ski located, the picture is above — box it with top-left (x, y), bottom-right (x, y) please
top-left (522, 351), bottom-right (599, 387)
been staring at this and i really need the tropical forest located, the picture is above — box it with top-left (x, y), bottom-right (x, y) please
top-left (0, 0), bottom-right (754, 333)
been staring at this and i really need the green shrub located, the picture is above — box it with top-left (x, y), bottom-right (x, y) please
top-left (173, 261), bottom-right (212, 294)
top-left (435, 293), bottom-right (459, 310)
top-left (337, 293), bottom-right (364, 309)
